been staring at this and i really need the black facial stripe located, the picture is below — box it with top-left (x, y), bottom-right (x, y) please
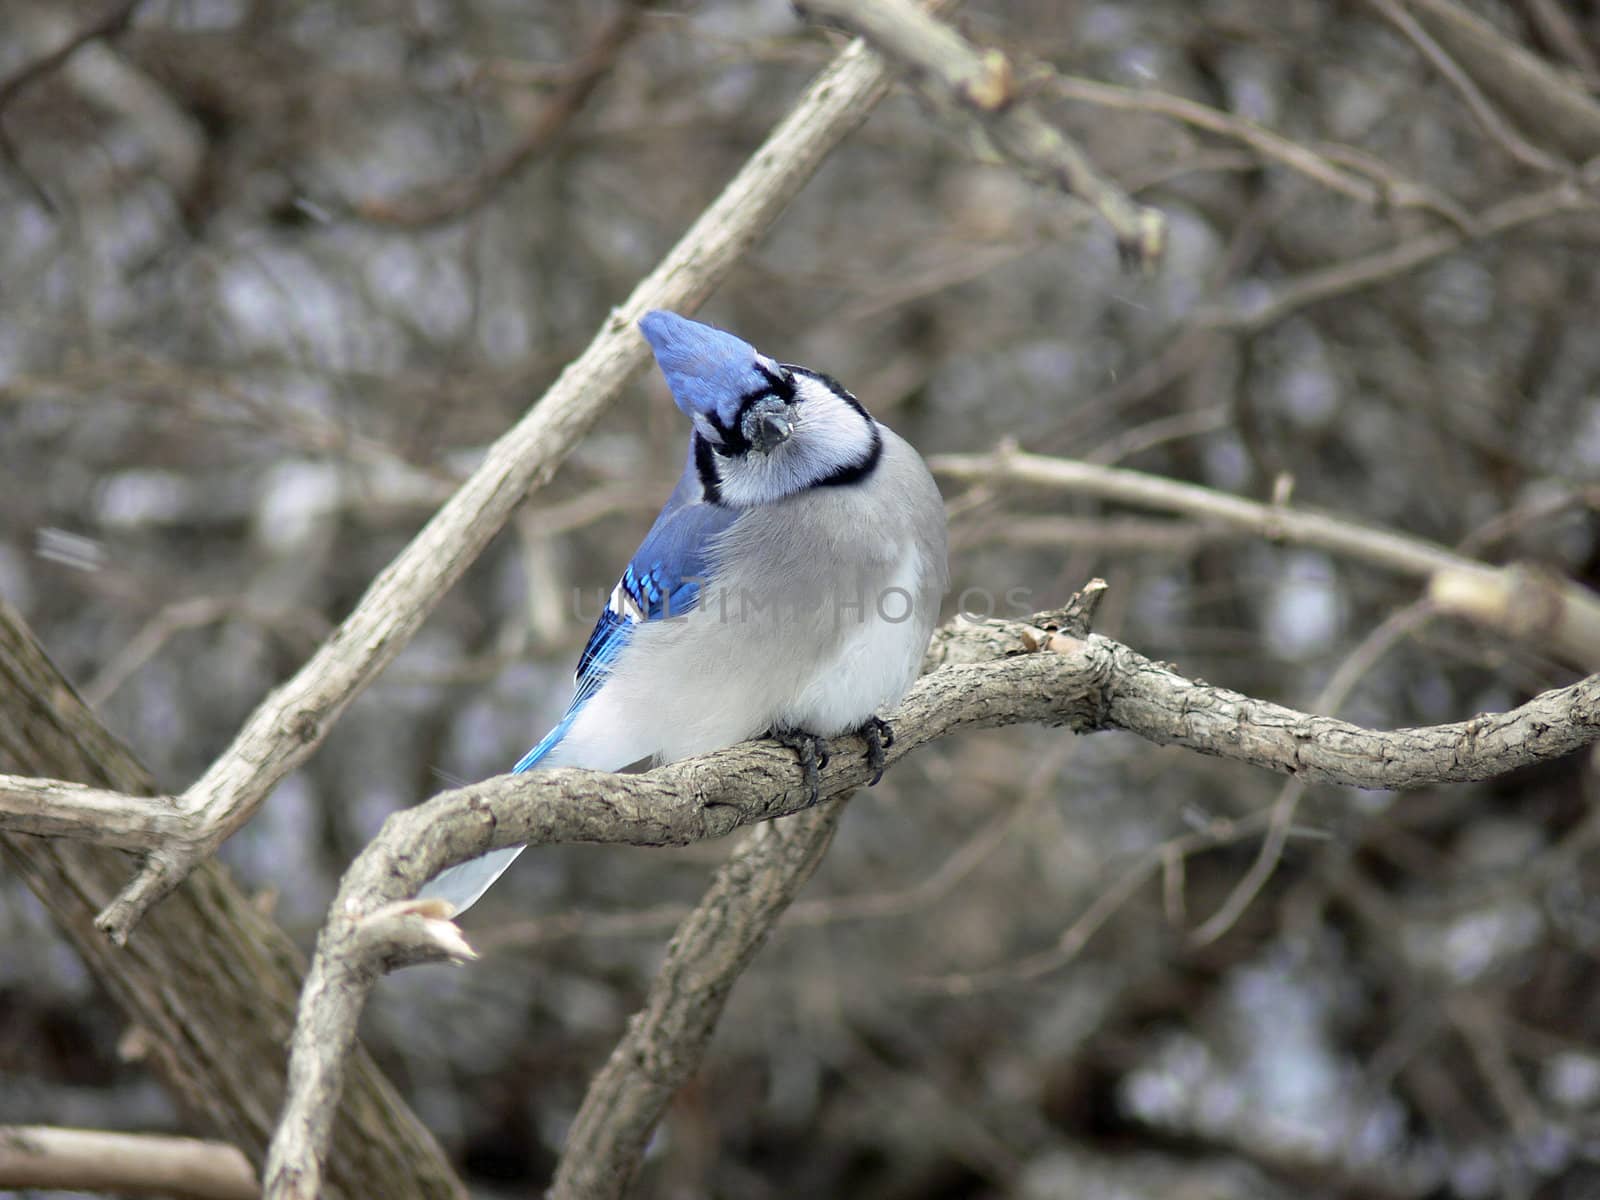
top-left (812, 423), bottom-right (883, 489)
top-left (786, 365), bottom-right (871, 420)
top-left (754, 360), bottom-right (796, 400)
top-left (710, 365), bottom-right (797, 459)
top-left (693, 433), bottom-right (724, 504)
top-left (704, 410), bottom-right (749, 457)
top-left (777, 364), bottom-right (881, 487)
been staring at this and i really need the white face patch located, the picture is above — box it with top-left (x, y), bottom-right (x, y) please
top-left (709, 371), bottom-right (881, 508)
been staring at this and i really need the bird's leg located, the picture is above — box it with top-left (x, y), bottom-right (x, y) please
top-left (769, 727), bottom-right (831, 805)
top-left (859, 716), bottom-right (894, 786)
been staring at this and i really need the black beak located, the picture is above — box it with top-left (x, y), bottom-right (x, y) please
top-left (755, 411), bottom-right (793, 452)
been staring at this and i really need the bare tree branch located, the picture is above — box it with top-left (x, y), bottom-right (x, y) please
top-left (798, 0), bottom-right (1167, 267)
top-left (353, 2), bottom-right (650, 227)
top-left (0, 774), bottom-right (187, 848)
top-left (1431, 562), bottom-right (1600, 671)
top-left (11, 442), bottom-right (1597, 859)
top-left (930, 445), bottom-right (1600, 669)
top-left (93, 9), bottom-right (936, 944)
top-left (0, 600), bottom-right (464, 1200)
top-left (0, 1125), bottom-right (257, 1200)
top-left (545, 591), bottom-right (1103, 1196)
top-left (1400, 0), bottom-right (1600, 162)
top-left (1201, 174), bottom-right (1600, 333)
top-left (258, 595), bottom-right (1600, 1199)
top-left (1369, 0), bottom-right (1568, 175)
top-left (551, 802), bottom-right (846, 1199)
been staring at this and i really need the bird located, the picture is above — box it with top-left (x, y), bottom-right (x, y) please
top-left (422, 310), bottom-right (949, 913)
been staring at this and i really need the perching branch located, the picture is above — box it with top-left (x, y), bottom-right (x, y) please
top-left (91, 5), bottom-right (936, 945)
top-left (259, 591), bottom-right (1600, 1200)
top-left (546, 588), bottom-right (1099, 1197)
top-left (11, 447), bottom-right (1600, 853)
top-left (0, 1125), bottom-right (257, 1200)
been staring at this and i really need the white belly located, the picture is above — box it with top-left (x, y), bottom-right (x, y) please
top-left (545, 425), bottom-right (948, 770)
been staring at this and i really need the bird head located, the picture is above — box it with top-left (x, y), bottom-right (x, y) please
top-left (639, 310), bottom-right (881, 508)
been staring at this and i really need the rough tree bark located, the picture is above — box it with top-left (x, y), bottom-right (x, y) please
top-left (0, 598), bottom-right (465, 1200)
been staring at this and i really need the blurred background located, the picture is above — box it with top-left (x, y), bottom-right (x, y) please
top-left (3, 0), bottom-right (1600, 1196)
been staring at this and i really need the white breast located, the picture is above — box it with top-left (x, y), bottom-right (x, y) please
top-left (546, 426), bottom-right (947, 770)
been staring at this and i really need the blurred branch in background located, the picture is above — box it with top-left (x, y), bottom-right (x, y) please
top-left (352, 3), bottom-right (652, 228)
top-left (0, 600), bottom-right (464, 1199)
top-left (799, 0), bottom-right (1166, 266)
top-left (0, 0), bottom-right (144, 210)
top-left (4, 0), bottom-right (1600, 1197)
top-left (933, 446), bottom-right (1600, 668)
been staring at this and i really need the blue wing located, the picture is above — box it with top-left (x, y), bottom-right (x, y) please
top-left (512, 471), bottom-right (736, 773)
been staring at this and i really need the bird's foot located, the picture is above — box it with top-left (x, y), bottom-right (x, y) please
top-left (859, 716), bottom-right (894, 785)
top-left (770, 727), bottom-right (831, 805)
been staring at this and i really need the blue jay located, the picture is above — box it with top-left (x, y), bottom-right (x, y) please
top-left (423, 311), bottom-right (949, 912)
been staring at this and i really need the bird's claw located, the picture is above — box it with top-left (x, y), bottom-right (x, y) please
top-left (860, 716), bottom-right (894, 786)
top-left (770, 728), bottom-right (830, 804)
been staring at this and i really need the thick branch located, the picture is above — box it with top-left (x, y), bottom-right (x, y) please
top-left (0, 600), bottom-right (463, 1200)
top-left (0, 1126), bottom-right (257, 1200)
top-left (550, 802), bottom-right (846, 1199)
top-left (0, 775), bottom-right (187, 849)
top-left (95, 7), bottom-right (918, 944)
top-left (259, 602), bottom-right (1599, 1200)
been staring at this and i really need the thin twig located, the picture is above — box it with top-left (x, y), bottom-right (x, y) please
top-left (1368, 0), bottom-right (1569, 175)
top-left (0, 0), bottom-right (145, 210)
top-left (1186, 599), bottom-right (1437, 947)
top-left (1401, 0), bottom-right (1600, 162)
top-left (921, 808), bottom-right (1287, 993)
top-left (800, 0), bottom-right (1166, 267)
top-left (1201, 178), bottom-right (1598, 334)
top-left (354, 4), bottom-right (650, 227)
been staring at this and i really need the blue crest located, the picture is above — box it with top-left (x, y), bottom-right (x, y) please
top-left (639, 310), bottom-right (771, 431)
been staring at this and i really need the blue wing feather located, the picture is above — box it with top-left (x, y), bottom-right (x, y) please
top-left (516, 467), bottom-right (736, 773)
